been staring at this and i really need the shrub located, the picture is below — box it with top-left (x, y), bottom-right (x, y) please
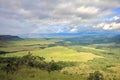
top-left (46, 60), bottom-right (62, 73)
top-left (88, 71), bottom-right (104, 80)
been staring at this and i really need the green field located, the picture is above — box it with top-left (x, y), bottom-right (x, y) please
top-left (0, 38), bottom-right (120, 80)
top-left (2, 46), bottom-right (103, 62)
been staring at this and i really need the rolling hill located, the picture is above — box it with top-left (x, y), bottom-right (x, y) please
top-left (0, 35), bottom-right (23, 41)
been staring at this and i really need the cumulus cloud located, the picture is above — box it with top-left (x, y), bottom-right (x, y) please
top-left (96, 22), bottom-right (120, 30)
top-left (70, 28), bottom-right (78, 32)
top-left (0, 0), bottom-right (120, 34)
top-left (95, 16), bottom-right (120, 30)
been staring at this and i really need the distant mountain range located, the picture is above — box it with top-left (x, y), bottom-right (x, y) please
top-left (0, 32), bottom-right (120, 44)
top-left (0, 35), bottom-right (23, 41)
top-left (18, 31), bottom-right (120, 38)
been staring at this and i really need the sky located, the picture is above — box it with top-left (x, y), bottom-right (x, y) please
top-left (0, 0), bottom-right (120, 35)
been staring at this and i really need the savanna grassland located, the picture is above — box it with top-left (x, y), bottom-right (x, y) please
top-left (0, 35), bottom-right (120, 80)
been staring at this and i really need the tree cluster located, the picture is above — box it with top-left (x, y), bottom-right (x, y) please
top-left (0, 53), bottom-right (63, 74)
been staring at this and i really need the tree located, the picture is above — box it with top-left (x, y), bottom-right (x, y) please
top-left (46, 60), bottom-right (62, 73)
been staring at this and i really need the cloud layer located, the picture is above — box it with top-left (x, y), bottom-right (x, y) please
top-left (0, 0), bottom-right (120, 34)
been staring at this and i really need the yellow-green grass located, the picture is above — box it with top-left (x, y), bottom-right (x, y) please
top-left (61, 63), bottom-right (120, 80)
top-left (32, 46), bottom-right (103, 62)
top-left (107, 64), bottom-right (120, 79)
top-left (0, 66), bottom-right (84, 80)
top-left (1, 46), bottom-right (103, 62)
top-left (0, 51), bottom-right (29, 57)
top-left (0, 39), bottom-right (62, 52)
top-left (11, 39), bottom-right (62, 46)
top-left (87, 43), bottom-right (120, 56)
top-left (81, 46), bottom-right (107, 52)
top-left (61, 63), bottom-right (93, 76)
top-left (109, 64), bottom-right (120, 72)
top-left (103, 64), bottom-right (120, 80)
top-left (68, 45), bottom-right (107, 53)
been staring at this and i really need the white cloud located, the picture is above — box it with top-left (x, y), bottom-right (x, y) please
top-left (113, 16), bottom-right (120, 21)
top-left (18, 8), bottom-right (31, 16)
top-left (96, 22), bottom-right (120, 30)
top-left (0, 0), bottom-right (120, 34)
top-left (70, 27), bottom-right (78, 32)
top-left (95, 16), bottom-right (120, 30)
top-left (76, 6), bottom-right (99, 14)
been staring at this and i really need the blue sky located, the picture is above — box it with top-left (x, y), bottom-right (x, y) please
top-left (0, 0), bottom-right (120, 35)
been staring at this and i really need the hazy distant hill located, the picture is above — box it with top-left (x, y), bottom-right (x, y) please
top-left (0, 35), bottom-right (23, 41)
top-left (19, 31), bottom-right (120, 38)
top-left (111, 35), bottom-right (120, 43)
top-left (62, 34), bottom-right (120, 45)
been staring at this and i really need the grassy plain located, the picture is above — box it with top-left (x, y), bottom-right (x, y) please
top-left (0, 39), bottom-right (120, 80)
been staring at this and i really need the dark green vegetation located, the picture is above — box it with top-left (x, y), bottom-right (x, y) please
top-left (0, 54), bottom-right (63, 74)
top-left (88, 71), bottom-right (104, 80)
top-left (0, 34), bottom-right (120, 80)
top-left (0, 35), bottom-right (23, 41)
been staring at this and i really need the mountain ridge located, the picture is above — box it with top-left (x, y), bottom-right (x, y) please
top-left (0, 35), bottom-right (23, 41)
